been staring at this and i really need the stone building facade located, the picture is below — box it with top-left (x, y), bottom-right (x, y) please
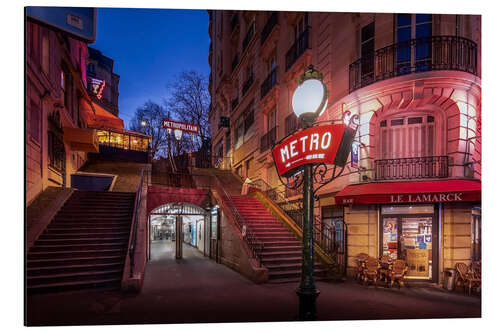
top-left (26, 18), bottom-right (98, 204)
top-left (208, 11), bottom-right (481, 283)
top-left (86, 47), bottom-right (121, 116)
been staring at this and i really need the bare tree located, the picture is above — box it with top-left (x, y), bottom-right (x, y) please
top-left (164, 70), bottom-right (211, 152)
top-left (129, 101), bottom-right (171, 159)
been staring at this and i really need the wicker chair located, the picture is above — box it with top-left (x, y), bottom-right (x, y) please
top-left (455, 262), bottom-right (481, 295)
top-left (388, 259), bottom-right (407, 289)
top-left (363, 256), bottom-right (379, 287)
top-left (355, 253), bottom-right (369, 282)
top-left (378, 255), bottom-right (392, 286)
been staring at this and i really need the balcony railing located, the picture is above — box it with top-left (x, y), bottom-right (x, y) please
top-left (241, 72), bottom-right (254, 97)
top-left (349, 35), bottom-right (478, 93)
top-left (260, 67), bottom-right (277, 99)
top-left (374, 156), bottom-right (449, 181)
top-left (242, 22), bottom-right (255, 52)
top-left (231, 53), bottom-right (239, 72)
top-left (260, 126), bottom-right (277, 153)
top-left (261, 12), bottom-right (278, 45)
top-left (285, 26), bottom-right (310, 71)
top-left (230, 13), bottom-right (239, 32)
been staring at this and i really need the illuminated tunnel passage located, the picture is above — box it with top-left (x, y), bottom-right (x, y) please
top-left (148, 202), bottom-right (211, 261)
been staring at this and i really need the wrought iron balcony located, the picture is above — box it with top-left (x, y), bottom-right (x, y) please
top-left (349, 35), bottom-right (478, 93)
top-left (231, 53), bottom-right (239, 72)
top-left (242, 22), bottom-right (255, 52)
top-left (285, 26), bottom-right (310, 71)
top-left (374, 156), bottom-right (449, 181)
top-left (241, 72), bottom-right (254, 97)
top-left (261, 12), bottom-right (278, 45)
top-left (260, 126), bottom-right (277, 153)
top-left (260, 67), bottom-right (277, 99)
top-left (230, 13), bottom-right (239, 32)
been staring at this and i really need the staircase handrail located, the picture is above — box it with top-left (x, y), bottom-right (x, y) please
top-left (211, 175), bottom-right (264, 266)
top-left (248, 178), bottom-right (344, 269)
top-left (129, 168), bottom-right (144, 277)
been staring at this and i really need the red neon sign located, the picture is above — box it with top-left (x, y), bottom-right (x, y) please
top-left (162, 119), bottom-right (200, 135)
top-left (272, 124), bottom-right (348, 177)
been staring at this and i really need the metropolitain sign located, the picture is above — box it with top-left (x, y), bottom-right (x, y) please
top-left (162, 120), bottom-right (200, 135)
top-left (272, 124), bottom-right (355, 177)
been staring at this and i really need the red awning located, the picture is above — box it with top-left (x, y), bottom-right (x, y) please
top-left (84, 101), bottom-right (124, 131)
top-left (335, 179), bottom-right (481, 205)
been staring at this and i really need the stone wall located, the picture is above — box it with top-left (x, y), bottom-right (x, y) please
top-left (343, 205), bottom-right (378, 277)
top-left (442, 202), bottom-right (474, 272)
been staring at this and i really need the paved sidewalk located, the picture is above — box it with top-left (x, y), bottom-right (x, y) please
top-left (26, 242), bottom-right (481, 326)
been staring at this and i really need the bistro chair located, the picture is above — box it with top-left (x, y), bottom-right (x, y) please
top-left (363, 256), bottom-right (379, 287)
top-left (471, 261), bottom-right (481, 279)
top-left (355, 253), bottom-right (369, 282)
top-left (455, 262), bottom-right (481, 296)
top-left (378, 254), bottom-right (392, 286)
top-left (388, 259), bottom-right (407, 289)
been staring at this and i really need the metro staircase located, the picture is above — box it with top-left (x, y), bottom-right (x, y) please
top-left (231, 195), bottom-right (330, 283)
top-left (26, 190), bottom-right (136, 294)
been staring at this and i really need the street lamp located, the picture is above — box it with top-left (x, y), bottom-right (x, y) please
top-left (291, 65), bottom-right (328, 320)
top-left (174, 129), bottom-right (183, 156)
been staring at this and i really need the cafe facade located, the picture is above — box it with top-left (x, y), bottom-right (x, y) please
top-left (207, 11), bottom-right (481, 284)
top-left (315, 67), bottom-right (481, 283)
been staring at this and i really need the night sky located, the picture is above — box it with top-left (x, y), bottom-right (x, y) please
top-left (90, 7), bottom-right (210, 128)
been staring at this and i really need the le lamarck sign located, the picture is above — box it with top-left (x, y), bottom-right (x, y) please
top-left (272, 124), bottom-right (356, 177)
top-left (162, 119), bottom-right (200, 135)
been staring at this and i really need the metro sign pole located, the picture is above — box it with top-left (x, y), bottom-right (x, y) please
top-left (271, 65), bottom-right (359, 320)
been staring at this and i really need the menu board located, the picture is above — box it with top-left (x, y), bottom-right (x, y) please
top-left (406, 249), bottom-right (429, 277)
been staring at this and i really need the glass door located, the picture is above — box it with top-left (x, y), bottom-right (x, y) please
top-left (381, 205), bottom-right (436, 280)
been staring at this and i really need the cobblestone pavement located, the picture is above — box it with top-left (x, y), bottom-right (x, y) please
top-left (26, 241), bottom-right (481, 326)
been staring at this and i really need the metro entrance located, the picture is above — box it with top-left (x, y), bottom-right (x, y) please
top-left (148, 202), bottom-right (212, 260)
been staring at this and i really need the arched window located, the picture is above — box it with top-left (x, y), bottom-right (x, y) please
top-left (379, 114), bottom-right (435, 160)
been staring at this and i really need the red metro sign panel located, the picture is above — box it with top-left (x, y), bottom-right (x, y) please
top-left (162, 119), bottom-right (200, 135)
top-left (272, 124), bottom-right (353, 177)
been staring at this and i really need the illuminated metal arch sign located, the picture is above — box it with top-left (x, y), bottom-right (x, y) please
top-left (272, 123), bottom-right (355, 177)
top-left (150, 202), bottom-right (207, 216)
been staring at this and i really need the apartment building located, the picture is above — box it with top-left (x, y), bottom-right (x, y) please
top-left (208, 11), bottom-right (481, 283)
top-left (26, 18), bottom-right (99, 203)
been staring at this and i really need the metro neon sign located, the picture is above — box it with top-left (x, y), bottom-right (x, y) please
top-left (272, 124), bottom-right (354, 177)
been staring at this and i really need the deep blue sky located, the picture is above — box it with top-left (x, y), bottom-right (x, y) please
top-left (90, 8), bottom-right (210, 128)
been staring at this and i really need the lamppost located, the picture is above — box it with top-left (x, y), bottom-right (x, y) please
top-left (174, 129), bottom-right (183, 155)
top-left (291, 65), bottom-right (328, 320)
top-left (273, 65), bottom-right (359, 320)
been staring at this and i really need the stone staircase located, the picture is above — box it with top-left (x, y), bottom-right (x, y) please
top-left (231, 195), bottom-right (329, 283)
top-left (26, 190), bottom-right (136, 294)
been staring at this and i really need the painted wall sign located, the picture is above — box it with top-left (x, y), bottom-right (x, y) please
top-left (162, 119), bottom-right (200, 135)
top-left (337, 191), bottom-right (480, 205)
top-left (272, 124), bottom-right (350, 177)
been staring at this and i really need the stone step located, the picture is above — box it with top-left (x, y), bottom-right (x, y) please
top-left (34, 236), bottom-right (129, 246)
top-left (27, 248), bottom-right (126, 260)
top-left (26, 277), bottom-right (122, 295)
top-left (27, 268), bottom-right (123, 286)
top-left (30, 242), bottom-right (128, 252)
top-left (27, 262), bottom-right (124, 276)
top-left (27, 255), bottom-right (125, 268)
top-left (38, 231), bottom-right (130, 239)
